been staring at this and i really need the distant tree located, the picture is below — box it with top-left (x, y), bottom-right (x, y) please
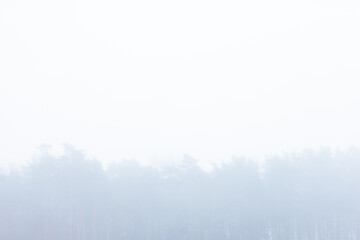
top-left (1, 146), bottom-right (360, 240)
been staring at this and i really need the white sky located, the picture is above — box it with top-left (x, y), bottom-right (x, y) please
top-left (1, 0), bottom-right (360, 171)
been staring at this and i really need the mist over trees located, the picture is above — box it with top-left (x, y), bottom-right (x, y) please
top-left (1, 146), bottom-right (360, 240)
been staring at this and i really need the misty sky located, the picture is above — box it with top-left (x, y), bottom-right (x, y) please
top-left (1, 0), bottom-right (360, 170)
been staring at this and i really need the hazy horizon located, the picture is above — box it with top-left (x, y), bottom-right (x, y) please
top-left (1, 0), bottom-right (360, 171)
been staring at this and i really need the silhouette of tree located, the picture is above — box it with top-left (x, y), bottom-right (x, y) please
top-left (1, 146), bottom-right (360, 239)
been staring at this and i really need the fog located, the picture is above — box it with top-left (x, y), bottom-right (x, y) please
top-left (1, 145), bottom-right (360, 239)
top-left (1, 0), bottom-right (360, 238)
top-left (1, 0), bottom-right (360, 170)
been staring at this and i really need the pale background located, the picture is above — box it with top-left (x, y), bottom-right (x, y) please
top-left (1, 0), bottom-right (360, 172)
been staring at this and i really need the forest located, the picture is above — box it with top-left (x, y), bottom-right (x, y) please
top-left (1, 145), bottom-right (360, 240)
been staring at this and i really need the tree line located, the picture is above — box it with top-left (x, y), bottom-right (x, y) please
top-left (1, 145), bottom-right (360, 240)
